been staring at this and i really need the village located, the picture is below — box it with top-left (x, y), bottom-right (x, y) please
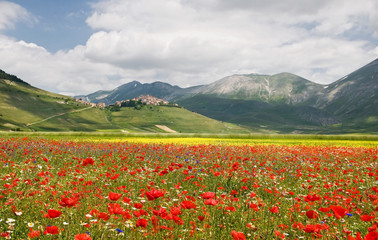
top-left (75, 95), bottom-right (178, 109)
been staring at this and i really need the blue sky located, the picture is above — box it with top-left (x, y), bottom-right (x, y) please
top-left (5, 0), bottom-right (94, 52)
top-left (0, 0), bottom-right (377, 96)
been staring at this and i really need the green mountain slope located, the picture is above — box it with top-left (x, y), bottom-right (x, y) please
top-left (194, 72), bottom-right (325, 104)
top-left (0, 76), bottom-right (114, 131)
top-left (0, 70), bottom-right (249, 133)
top-left (177, 94), bottom-right (339, 134)
top-left (110, 105), bottom-right (250, 133)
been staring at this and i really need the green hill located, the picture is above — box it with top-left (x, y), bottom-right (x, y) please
top-left (0, 76), bottom-right (114, 132)
top-left (0, 70), bottom-right (249, 133)
top-left (109, 105), bottom-right (250, 133)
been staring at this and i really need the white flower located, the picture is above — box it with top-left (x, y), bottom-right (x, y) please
top-left (6, 218), bottom-right (15, 224)
top-left (14, 212), bottom-right (22, 216)
top-left (28, 222), bottom-right (34, 227)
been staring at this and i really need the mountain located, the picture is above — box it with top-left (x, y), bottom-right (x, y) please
top-left (0, 69), bottom-right (248, 133)
top-left (192, 72), bottom-right (324, 104)
top-left (78, 58), bottom-right (378, 133)
top-left (317, 59), bottom-right (378, 122)
top-left (76, 81), bottom-right (202, 105)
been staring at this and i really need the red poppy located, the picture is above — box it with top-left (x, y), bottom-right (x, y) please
top-left (82, 158), bottom-right (94, 166)
top-left (202, 192), bottom-right (215, 199)
top-left (181, 200), bottom-right (196, 209)
top-left (145, 189), bottom-right (164, 201)
top-left (204, 198), bottom-right (218, 206)
top-left (306, 210), bottom-right (318, 219)
top-left (47, 209), bottom-right (62, 218)
top-left (270, 206), bottom-right (279, 214)
top-left (361, 215), bottom-right (375, 221)
top-left (44, 225), bottom-right (59, 235)
top-left (231, 230), bottom-right (246, 240)
top-left (136, 218), bottom-right (148, 228)
top-left (108, 192), bottom-right (122, 201)
top-left (28, 228), bottom-right (40, 238)
top-left (364, 232), bottom-right (378, 240)
top-left (60, 196), bottom-right (79, 208)
top-left (170, 206), bottom-right (182, 216)
top-left (134, 203), bottom-right (143, 209)
top-left (330, 205), bottom-right (347, 219)
top-left (108, 203), bottom-right (123, 215)
top-left (74, 233), bottom-right (92, 240)
top-left (319, 207), bottom-right (330, 213)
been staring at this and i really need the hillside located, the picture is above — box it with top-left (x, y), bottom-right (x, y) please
top-left (193, 72), bottom-right (325, 104)
top-left (316, 59), bottom-right (378, 127)
top-left (0, 70), bottom-right (250, 133)
top-left (0, 74), bottom-right (115, 131)
top-left (78, 58), bottom-right (378, 134)
top-left (109, 105), bottom-right (250, 133)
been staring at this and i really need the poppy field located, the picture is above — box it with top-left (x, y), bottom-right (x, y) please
top-left (0, 137), bottom-right (377, 239)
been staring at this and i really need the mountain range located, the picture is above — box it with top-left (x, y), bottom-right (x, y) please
top-left (77, 59), bottom-right (378, 134)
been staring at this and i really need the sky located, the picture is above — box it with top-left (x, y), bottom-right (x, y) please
top-left (0, 0), bottom-right (377, 96)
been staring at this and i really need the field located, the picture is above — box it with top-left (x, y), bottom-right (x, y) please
top-left (0, 134), bottom-right (377, 239)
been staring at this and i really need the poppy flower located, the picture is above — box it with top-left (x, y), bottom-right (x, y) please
top-left (28, 228), bottom-right (40, 238)
top-left (44, 225), bottom-right (59, 235)
top-left (82, 158), bottom-right (94, 166)
top-left (202, 192), bottom-right (215, 199)
top-left (306, 210), bottom-right (318, 219)
top-left (136, 218), bottom-right (148, 228)
top-left (108, 192), bottom-right (122, 201)
top-left (204, 198), bottom-right (218, 206)
top-left (364, 232), bottom-right (378, 240)
top-left (361, 215), bottom-right (375, 221)
top-left (60, 196), bottom-right (79, 208)
top-left (74, 233), bottom-right (92, 240)
top-left (47, 209), bottom-right (62, 218)
top-left (181, 200), bottom-right (196, 209)
top-left (145, 189), bottom-right (164, 201)
top-left (330, 205), bottom-right (347, 219)
top-left (170, 206), bottom-right (182, 216)
top-left (270, 206), bottom-right (279, 214)
top-left (108, 203), bottom-right (124, 215)
top-left (231, 230), bottom-right (246, 240)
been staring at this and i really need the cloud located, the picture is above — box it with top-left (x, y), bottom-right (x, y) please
top-left (0, 1), bottom-right (34, 31)
top-left (0, 0), bottom-right (377, 96)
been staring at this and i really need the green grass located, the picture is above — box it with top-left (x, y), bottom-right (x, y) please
top-left (0, 79), bottom-right (93, 131)
top-left (110, 105), bottom-right (250, 134)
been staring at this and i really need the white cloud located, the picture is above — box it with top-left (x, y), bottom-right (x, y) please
top-left (0, 1), bottom-right (34, 31)
top-left (0, 0), bottom-right (377, 96)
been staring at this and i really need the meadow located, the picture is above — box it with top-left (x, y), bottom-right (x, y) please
top-left (0, 134), bottom-right (377, 239)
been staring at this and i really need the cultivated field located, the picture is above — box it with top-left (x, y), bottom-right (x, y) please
top-left (0, 134), bottom-right (377, 239)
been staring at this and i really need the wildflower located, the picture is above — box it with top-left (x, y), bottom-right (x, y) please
top-left (231, 230), bottom-right (246, 240)
top-left (180, 200), bottom-right (196, 209)
top-left (136, 219), bottom-right (148, 228)
top-left (44, 225), bottom-right (59, 235)
top-left (74, 233), bottom-right (92, 240)
top-left (47, 209), bottom-right (62, 219)
top-left (28, 228), bottom-right (40, 238)
top-left (108, 192), bottom-right (122, 201)
top-left (330, 205), bottom-right (347, 219)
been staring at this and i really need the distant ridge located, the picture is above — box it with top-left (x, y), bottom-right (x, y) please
top-left (78, 58), bottom-right (378, 133)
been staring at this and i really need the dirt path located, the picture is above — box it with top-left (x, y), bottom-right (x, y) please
top-left (27, 106), bottom-right (93, 126)
top-left (155, 125), bottom-right (177, 133)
